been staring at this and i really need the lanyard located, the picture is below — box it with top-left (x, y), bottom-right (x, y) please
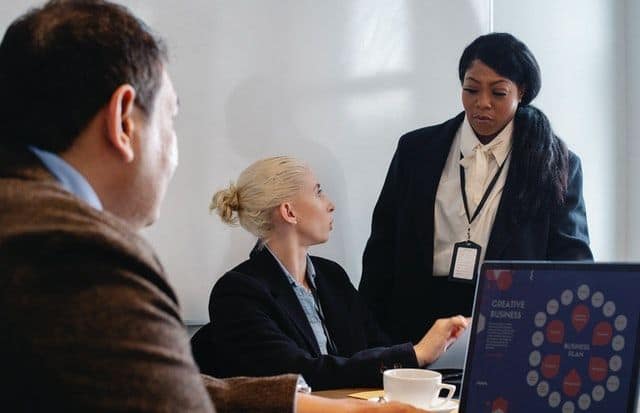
top-left (459, 151), bottom-right (509, 236)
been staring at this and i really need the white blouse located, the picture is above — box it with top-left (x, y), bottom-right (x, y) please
top-left (432, 115), bottom-right (514, 276)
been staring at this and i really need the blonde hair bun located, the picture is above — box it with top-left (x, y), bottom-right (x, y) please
top-left (210, 183), bottom-right (240, 225)
top-left (210, 156), bottom-right (308, 238)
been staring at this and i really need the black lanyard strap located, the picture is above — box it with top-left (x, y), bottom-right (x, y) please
top-left (459, 151), bottom-right (509, 225)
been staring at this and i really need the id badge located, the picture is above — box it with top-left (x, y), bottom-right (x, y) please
top-left (448, 240), bottom-right (481, 283)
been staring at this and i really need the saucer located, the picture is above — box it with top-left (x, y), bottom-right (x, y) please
top-left (367, 397), bottom-right (458, 412)
top-left (422, 398), bottom-right (459, 412)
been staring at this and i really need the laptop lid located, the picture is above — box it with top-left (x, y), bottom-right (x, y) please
top-left (459, 262), bottom-right (640, 413)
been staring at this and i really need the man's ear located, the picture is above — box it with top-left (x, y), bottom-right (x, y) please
top-left (106, 84), bottom-right (137, 162)
top-left (278, 202), bottom-right (297, 224)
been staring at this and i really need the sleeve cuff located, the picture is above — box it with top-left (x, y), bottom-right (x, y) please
top-left (378, 342), bottom-right (420, 373)
top-left (202, 373), bottom-right (298, 413)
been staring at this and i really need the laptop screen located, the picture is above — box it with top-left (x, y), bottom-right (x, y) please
top-left (459, 262), bottom-right (640, 413)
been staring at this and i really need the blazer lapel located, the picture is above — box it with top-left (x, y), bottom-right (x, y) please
top-left (413, 113), bottom-right (465, 265)
top-left (312, 264), bottom-right (349, 354)
top-left (249, 247), bottom-right (322, 355)
top-left (486, 161), bottom-right (516, 259)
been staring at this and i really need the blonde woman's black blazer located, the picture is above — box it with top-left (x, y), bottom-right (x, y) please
top-left (201, 246), bottom-right (418, 390)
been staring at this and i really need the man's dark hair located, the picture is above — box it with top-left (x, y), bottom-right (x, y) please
top-left (0, 0), bottom-right (167, 152)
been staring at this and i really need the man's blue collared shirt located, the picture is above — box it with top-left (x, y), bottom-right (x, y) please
top-left (29, 146), bottom-right (103, 211)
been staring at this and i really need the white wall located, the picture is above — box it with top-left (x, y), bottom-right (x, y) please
top-left (0, 0), bottom-right (489, 323)
top-left (130, 0), bottom-right (491, 323)
top-left (493, 0), bottom-right (626, 261)
top-left (627, 0), bottom-right (640, 260)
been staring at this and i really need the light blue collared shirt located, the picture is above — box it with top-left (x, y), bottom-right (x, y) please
top-left (29, 146), bottom-right (103, 211)
top-left (264, 245), bottom-right (329, 355)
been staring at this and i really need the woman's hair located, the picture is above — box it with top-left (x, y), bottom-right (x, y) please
top-left (458, 32), bottom-right (569, 218)
top-left (210, 156), bottom-right (308, 238)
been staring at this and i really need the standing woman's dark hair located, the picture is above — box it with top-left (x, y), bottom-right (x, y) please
top-left (458, 33), bottom-right (568, 219)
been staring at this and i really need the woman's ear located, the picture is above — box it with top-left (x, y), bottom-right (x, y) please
top-left (518, 86), bottom-right (526, 103)
top-left (278, 202), bottom-right (298, 225)
top-left (105, 84), bottom-right (137, 162)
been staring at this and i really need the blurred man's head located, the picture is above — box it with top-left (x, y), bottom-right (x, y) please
top-left (0, 0), bottom-right (179, 229)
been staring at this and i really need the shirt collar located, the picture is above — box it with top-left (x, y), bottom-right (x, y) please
top-left (264, 244), bottom-right (317, 289)
top-left (460, 115), bottom-right (514, 167)
top-left (29, 146), bottom-right (103, 211)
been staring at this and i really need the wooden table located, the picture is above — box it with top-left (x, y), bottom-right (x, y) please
top-left (312, 388), bottom-right (459, 412)
top-left (312, 388), bottom-right (377, 399)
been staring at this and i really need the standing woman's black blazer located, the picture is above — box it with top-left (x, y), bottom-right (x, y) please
top-left (359, 112), bottom-right (593, 344)
top-left (200, 246), bottom-right (418, 390)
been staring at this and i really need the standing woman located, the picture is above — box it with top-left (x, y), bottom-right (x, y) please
top-left (360, 33), bottom-right (592, 344)
top-left (197, 156), bottom-right (467, 390)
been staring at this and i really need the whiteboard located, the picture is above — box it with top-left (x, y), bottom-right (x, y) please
top-left (1, 1), bottom-right (491, 324)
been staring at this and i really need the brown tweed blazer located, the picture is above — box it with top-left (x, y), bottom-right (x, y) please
top-left (0, 146), bottom-right (297, 412)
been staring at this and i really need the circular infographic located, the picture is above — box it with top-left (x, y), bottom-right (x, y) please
top-left (526, 284), bottom-right (629, 410)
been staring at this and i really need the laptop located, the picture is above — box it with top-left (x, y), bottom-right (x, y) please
top-left (458, 262), bottom-right (640, 413)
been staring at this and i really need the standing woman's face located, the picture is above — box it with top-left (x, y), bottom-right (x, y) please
top-left (461, 59), bottom-right (523, 142)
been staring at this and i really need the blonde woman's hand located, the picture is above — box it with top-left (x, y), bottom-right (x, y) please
top-left (413, 315), bottom-right (469, 366)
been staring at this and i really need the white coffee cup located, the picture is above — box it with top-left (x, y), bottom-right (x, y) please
top-left (383, 368), bottom-right (456, 409)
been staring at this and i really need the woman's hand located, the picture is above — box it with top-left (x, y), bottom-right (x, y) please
top-left (413, 315), bottom-right (469, 366)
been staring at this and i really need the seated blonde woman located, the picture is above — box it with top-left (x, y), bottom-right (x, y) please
top-left (198, 156), bottom-right (467, 390)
